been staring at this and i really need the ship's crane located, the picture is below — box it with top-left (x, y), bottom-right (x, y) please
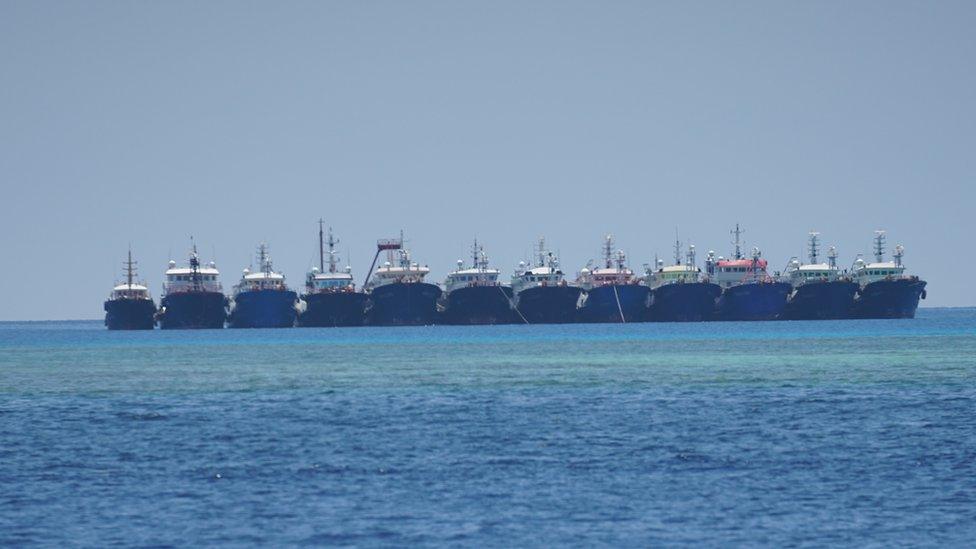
top-left (363, 231), bottom-right (404, 288)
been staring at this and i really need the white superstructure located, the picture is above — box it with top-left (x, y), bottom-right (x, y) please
top-left (576, 234), bottom-right (636, 291)
top-left (511, 237), bottom-right (568, 295)
top-left (444, 239), bottom-right (503, 293)
top-left (109, 249), bottom-right (152, 301)
top-left (234, 243), bottom-right (288, 293)
top-left (163, 244), bottom-right (222, 295)
top-left (705, 225), bottom-right (774, 289)
top-left (782, 231), bottom-right (844, 287)
top-left (852, 230), bottom-right (910, 286)
top-left (644, 237), bottom-right (706, 290)
top-left (364, 239), bottom-right (432, 291)
top-left (306, 222), bottom-right (356, 293)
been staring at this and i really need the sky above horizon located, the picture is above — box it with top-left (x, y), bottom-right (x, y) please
top-left (2, 1), bottom-right (974, 320)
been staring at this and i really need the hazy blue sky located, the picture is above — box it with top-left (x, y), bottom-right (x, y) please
top-left (2, 1), bottom-right (973, 320)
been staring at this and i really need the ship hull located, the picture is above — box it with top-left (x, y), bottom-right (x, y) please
top-left (715, 282), bottom-right (791, 321)
top-left (851, 278), bottom-right (926, 319)
top-left (514, 285), bottom-right (583, 324)
top-left (298, 292), bottom-right (368, 327)
top-left (781, 280), bottom-right (859, 320)
top-left (228, 289), bottom-right (298, 328)
top-left (104, 299), bottom-right (156, 330)
top-left (441, 286), bottom-right (517, 325)
top-left (367, 282), bottom-right (442, 326)
top-left (648, 282), bottom-right (721, 322)
top-left (158, 291), bottom-right (227, 329)
top-left (577, 285), bottom-right (650, 323)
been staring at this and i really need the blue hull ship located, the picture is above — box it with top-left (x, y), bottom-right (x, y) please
top-left (229, 289), bottom-right (298, 328)
top-left (850, 231), bottom-right (927, 319)
top-left (778, 233), bottom-right (855, 321)
top-left (709, 225), bottom-right (790, 321)
top-left (576, 235), bottom-right (648, 323)
top-left (514, 285), bottom-right (583, 324)
top-left (851, 278), bottom-right (926, 319)
top-left (104, 299), bottom-right (156, 330)
top-left (578, 285), bottom-right (650, 323)
top-left (228, 243), bottom-right (297, 328)
top-left (781, 280), bottom-right (858, 320)
top-left (510, 238), bottom-right (581, 324)
top-left (158, 244), bottom-right (227, 329)
top-left (714, 282), bottom-right (792, 321)
top-left (300, 292), bottom-right (368, 327)
top-left (299, 223), bottom-right (369, 328)
top-left (648, 282), bottom-right (721, 322)
top-left (367, 282), bottom-right (441, 326)
top-left (104, 249), bottom-right (156, 330)
top-left (644, 239), bottom-right (719, 323)
top-left (441, 241), bottom-right (516, 325)
top-left (364, 236), bottom-right (441, 326)
top-left (158, 291), bottom-right (227, 329)
top-left (441, 286), bottom-right (517, 325)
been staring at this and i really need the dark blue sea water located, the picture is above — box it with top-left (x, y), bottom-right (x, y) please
top-left (2, 309), bottom-right (975, 546)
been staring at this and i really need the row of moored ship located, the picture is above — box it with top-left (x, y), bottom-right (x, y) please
top-left (105, 224), bottom-right (927, 330)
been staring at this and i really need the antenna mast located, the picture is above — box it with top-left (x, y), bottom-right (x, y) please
top-left (125, 247), bottom-right (136, 288)
top-left (808, 231), bottom-right (820, 264)
top-left (873, 230), bottom-right (886, 263)
top-left (258, 243), bottom-right (270, 274)
top-left (674, 229), bottom-right (682, 265)
top-left (318, 219), bottom-right (325, 272)
top-left (188, 237), bottom-right (202, 290)
top-left (604, 234), bottom-right (614, 268)
top-left (731, 224), bottom-right (744, 260)
top-left (537, 236), bottom-right (546, 268)
top-left (327, 227), bottom-right (338, 273)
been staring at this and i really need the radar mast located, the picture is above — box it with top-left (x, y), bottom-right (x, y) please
top-left (731, 224), bottom-right (744, 260)
top-left (326, 227), bottom-right (339, 274)
top-left (808, 231), bottom-right (820, 265)
top-left (674, 229), bottom-right (682, 266)
top-left (873, 230), bottom-right (886, 263)
top-left (318, 219), bottom-right (325, 272)
top-left (124, 247), bottom-right (137, 288)
top-left (257, 243), bottom-right (271, 275)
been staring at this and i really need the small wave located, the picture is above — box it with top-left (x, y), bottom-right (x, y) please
top-left (115, 411), bottom-right (168, 421)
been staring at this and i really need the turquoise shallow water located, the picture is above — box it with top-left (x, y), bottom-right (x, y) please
top-left (1, 309), bottom-right (975, 545)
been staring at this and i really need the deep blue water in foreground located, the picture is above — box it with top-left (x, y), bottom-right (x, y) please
top-left (1, 309), bottom-right (975, 546)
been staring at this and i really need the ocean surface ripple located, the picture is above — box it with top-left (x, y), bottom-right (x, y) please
top-left (1, 309), bottom-right (975, 546)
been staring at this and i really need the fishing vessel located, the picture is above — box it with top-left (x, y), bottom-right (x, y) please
top-left (227, 243), bottom-right (299, 328)
top-left (440, 240), bottom-right (517, 325)
top-left (156, 242), bottom-right (227, 329)
top-left (298, 221), bottom-right (368, 327)
top-left (709, 225), bottom-right (791, 321)
top-left (510, 237), bottom-right (582, 324)
top-left (644, 239), bottom-right (721, 322)
top-left (104, 248), bottom-right (156, 330)
top-left (779, 232), bottom-right (858, 320)
top-left (576, 235), bottom-right (650, 323)
top-left (363, 234), bottom-right (441, 326)
top-left (850, 230), bottom-right (927, 318)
